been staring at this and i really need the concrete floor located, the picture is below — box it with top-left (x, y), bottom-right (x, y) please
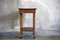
top-left (0, 25), bottom-right (60, 39)
top-left (0, 38), bottom-right (60, 40)
top-left (0, 29), bottom-right (60, 39)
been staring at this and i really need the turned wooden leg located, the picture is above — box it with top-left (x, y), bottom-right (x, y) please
top-left (20, 13), bottom-right (23, 39)
top-left (33, 11), bottom-right (35, 38)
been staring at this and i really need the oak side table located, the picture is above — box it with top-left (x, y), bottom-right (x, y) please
top-left (18, 8), bottom-right (36, 38)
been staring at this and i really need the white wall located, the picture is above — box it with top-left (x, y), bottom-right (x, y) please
top-left (0, 0), bottom-right (19, 32)
top-left (20, 0), bottom-right (60, 30)
top-left (0, 0), bottom-right (60, 32)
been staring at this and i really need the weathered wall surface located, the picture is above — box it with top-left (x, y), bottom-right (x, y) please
top-left (0, 0), bottom-right (19, 32)
top-left (21, 0), bottom-right (60, 30)
top-left (0, 0), bottom-right (60, 35)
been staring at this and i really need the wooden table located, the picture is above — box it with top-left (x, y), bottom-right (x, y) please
top-left (18, 8), bottom-right (36, 38)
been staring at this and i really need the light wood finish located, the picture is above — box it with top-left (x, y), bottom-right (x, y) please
top-left (18, 8), bottom-right (36, 38)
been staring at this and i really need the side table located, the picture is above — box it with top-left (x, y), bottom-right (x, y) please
top-left (18, 8), bottom-right (36, 38)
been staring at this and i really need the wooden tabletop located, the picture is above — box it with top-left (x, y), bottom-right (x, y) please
top-left (18, 8), bottom-right (37, 10)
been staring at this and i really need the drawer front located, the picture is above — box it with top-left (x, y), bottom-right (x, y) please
top-left (19, 10), bottom-right (35, 13)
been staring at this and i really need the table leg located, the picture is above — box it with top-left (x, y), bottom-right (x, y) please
top-left (20, 13), bottom-right (23, 38)
top-left (33, 11), bottom-right (35, 38)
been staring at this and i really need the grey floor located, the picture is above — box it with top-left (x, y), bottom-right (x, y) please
top-left (0, 29), bottom-right (60, 39)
